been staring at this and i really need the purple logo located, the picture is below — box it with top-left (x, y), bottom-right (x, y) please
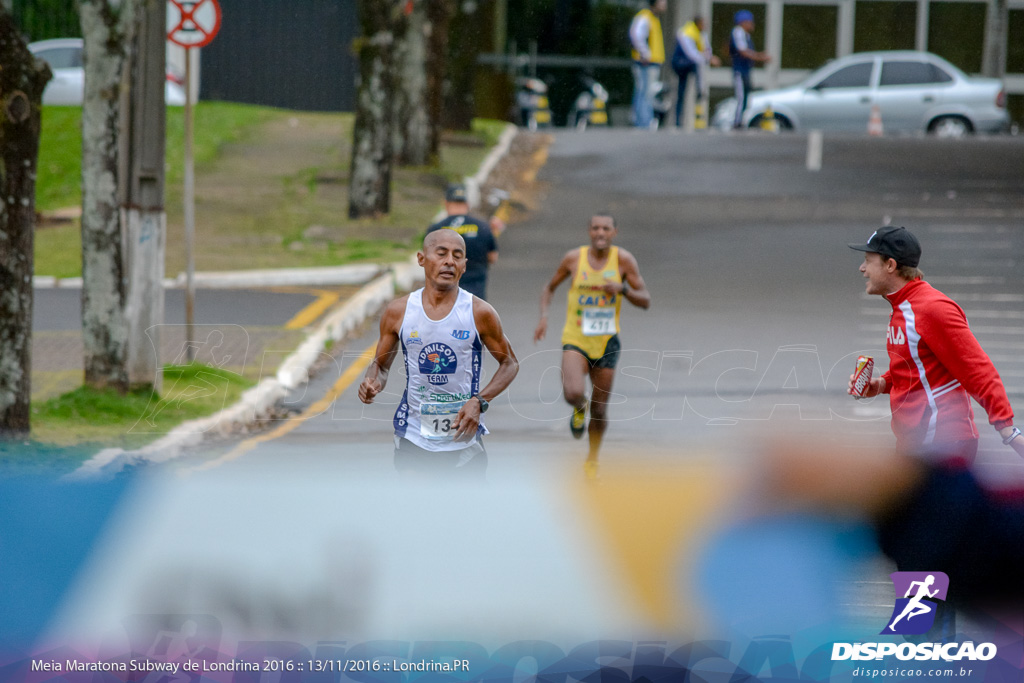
top-left (881, 571), bottom-right (949, 635)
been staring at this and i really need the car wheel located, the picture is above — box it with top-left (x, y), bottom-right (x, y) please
top-left (928, 116), bottom-right (972, 138)
top-left (749, 113), bottom-right (793, 130)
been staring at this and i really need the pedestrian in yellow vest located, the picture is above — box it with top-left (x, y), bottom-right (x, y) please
top-left (629, 0), bottom-right (667, 128)
top-left (671, 16), bottom-right (721, 128)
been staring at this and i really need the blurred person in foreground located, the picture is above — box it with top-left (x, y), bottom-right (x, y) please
top-left (755, 439), bottom-right (1024, 607)
top-left (358, 229), bottom-right (519, 478)
top-left (426, 183), bottom-right (502, 301)
top-left (848, 225), bottom-right (1024, 465)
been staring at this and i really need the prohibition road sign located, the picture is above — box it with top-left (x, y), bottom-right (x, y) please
top-left (167, 0), bottom-right (222, 48)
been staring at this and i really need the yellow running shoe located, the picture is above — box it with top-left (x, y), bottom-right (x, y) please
top-left (570, 404), bottom-right (586, 439)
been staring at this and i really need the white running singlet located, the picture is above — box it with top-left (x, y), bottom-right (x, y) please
top-left (393, 288), bottom-right (486, 451)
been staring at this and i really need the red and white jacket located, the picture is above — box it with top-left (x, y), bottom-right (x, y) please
top-left (881, 279), bottom-right (1014, 451)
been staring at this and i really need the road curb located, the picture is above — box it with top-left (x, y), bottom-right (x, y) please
top-left (68, 126), bottom-right (518, 478)
top-left (465, 123), bottom-right (517, 208)
top-left (35, 264), bottom-right (384, 290)
top-left (68, 260), bottom-right (423, 480)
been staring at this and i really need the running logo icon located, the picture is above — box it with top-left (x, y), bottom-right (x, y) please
top-left (881, 571), bottom-right (949, 635)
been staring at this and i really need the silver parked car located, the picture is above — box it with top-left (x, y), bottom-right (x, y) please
top-left (29, 38), bottom-right (186, 107)
top-left (713, 51), bottom-right (1008, 136)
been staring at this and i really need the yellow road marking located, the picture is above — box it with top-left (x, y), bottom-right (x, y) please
top-left (183, 342), bottom-right (376, 474)
top-left (283, 289), bottom-right (341, 330)
top-left (493, 202), bottom-right (513, 224)
top-left (522, 146), bottom-right (549, 184)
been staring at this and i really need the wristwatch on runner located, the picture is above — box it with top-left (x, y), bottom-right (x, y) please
top-left (1004, 426), bottom-right (1022, 445)
top-left (472, 395), bottom-right (489, 413)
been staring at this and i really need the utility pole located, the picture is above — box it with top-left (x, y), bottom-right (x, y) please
top-left (120, 0), bottom-right (167, 391)
top-left (981, 0), bottom-right (1008, 79)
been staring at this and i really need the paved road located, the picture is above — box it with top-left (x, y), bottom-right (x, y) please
top-left (51, 131), bottom-right (1024, 657)
top-left (31, 287), bottom-right (338, 400)
top-left (33, 287), bottom-right (322, 331)
top-left (176, 131), bottom-right (1024, 483)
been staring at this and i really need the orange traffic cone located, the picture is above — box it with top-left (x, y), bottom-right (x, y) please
top-left (868, 105), bottom-right (884, 137)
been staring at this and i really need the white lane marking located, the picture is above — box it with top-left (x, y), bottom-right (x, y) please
top-left (929, 276), bottom-right (1006, 285)
top-left (926, 225), bottom-right (1010, 233)
top-left (932, 241), bottom-right (1014, 250)
top-left (945, 293), bottom-right (1024, 303)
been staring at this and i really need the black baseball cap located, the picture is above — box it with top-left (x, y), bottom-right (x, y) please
top-left (848, 226), bottom-right (921, 268)
top-left (445, 183), bottom-right (468, 203)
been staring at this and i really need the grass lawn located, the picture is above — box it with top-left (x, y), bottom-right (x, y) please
top-left (29, 363), bottom-right (254, 451)
top-left (35, 103), bottom-right (507, 277)
top-left (0, 364), bottom-right (254, 475)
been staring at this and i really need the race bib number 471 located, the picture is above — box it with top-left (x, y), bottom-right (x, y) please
top-left (582, 307), bottom-right (615, 336)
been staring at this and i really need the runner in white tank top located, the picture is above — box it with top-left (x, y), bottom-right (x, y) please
top-left (394, 287), bottom-right (486, 450)
top-left (358, 229), bottom-right (519, 476)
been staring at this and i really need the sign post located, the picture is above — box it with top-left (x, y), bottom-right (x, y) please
top-left (167, 0), bottom-right (222, 362)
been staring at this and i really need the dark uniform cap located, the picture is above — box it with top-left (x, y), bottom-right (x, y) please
top-left (445, 183), bottom-right (468, 203)
top-left (734, 9), bottom-right (754, 23)
top-left (848, 226), bottom-right (922, 268)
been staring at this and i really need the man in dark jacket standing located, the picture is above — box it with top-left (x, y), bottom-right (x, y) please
top-left (426, 183), bottom-right (500, 300)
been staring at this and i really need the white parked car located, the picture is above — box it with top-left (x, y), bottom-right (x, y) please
top-left (29, 38), bottom-right (186, 106)
top-left (713, 51), bottom-right (1008, 136)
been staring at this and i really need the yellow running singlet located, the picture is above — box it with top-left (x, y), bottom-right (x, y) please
top-left (561, 246), bottom-right (622, 359)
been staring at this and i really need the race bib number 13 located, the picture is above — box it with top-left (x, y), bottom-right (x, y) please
top-left (420, 401), bottom-right (465, 440)
top-left (582, 307), bottom-right (615, 336)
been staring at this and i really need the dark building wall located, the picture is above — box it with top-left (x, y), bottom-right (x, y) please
top-left (200, 0), bottom-right (359, 112)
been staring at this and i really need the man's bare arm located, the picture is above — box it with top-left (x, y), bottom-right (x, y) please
top-left (534, 250), bottom-right (575, 343)
top-left (357, 297), bottom-right (407, 404)
top-left (452, 301), bottom-right (520, 440)
top-left (603, 248), bottom-right (651, 309)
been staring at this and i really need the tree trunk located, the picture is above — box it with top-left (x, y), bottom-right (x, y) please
top-left (981, 0), bottom-right (1008, 79)
top-left (79, 0), bottom-right (138, 392)
top-left (0, 9), bottom-right (51, 437)
top-left (424, 0), bottom-right (454, 161)
top-left (348, 0), bottom-right (397, 219)
top-left (393, 0), bottom-right (432, 167)
top-left (442, 0), bottom-right (484, 131)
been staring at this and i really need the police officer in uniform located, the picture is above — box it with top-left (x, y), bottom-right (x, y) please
top-left (426, 183), bottom-right (500, 301)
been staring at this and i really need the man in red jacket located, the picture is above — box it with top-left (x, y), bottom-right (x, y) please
top-left (848, 226), bottom-right (1024, 463)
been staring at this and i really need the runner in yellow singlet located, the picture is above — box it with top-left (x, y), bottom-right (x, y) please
top-left (534, 213), bottom-right (651, 478)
